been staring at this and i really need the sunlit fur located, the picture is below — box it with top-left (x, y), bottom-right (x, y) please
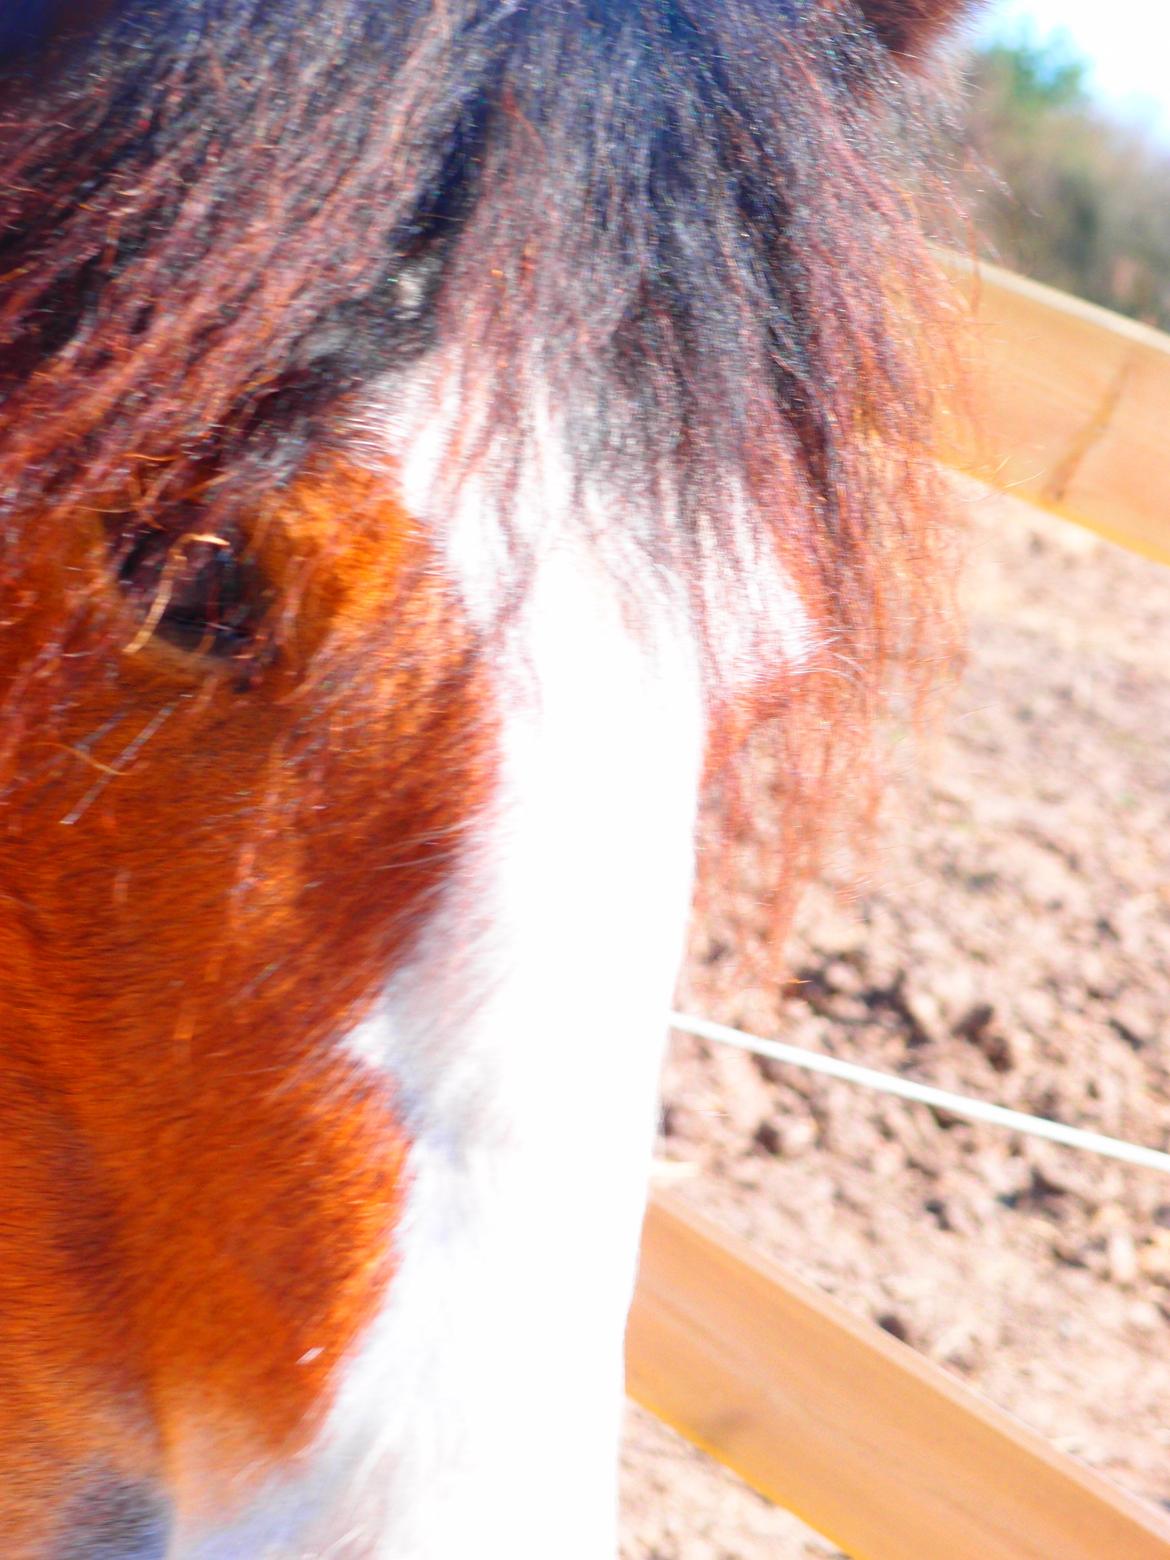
top-left (0, 1), bottom-right (972, 1553)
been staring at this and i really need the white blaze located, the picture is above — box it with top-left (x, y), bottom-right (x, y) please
top-left (179, 438), bottom-right (706, 1557)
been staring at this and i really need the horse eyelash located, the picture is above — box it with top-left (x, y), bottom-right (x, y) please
top-left (116, 529), bottom-right (268, 662)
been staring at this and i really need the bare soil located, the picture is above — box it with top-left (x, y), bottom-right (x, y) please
top-left (620, 487), bottom-right (1170, 1558)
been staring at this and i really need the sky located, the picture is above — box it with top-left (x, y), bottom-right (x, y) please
top-left (977, 0), bottom-right (1170, 140)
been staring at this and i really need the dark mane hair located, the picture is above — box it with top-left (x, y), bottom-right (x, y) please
top-left (0, 0), bottom-right (963, 917)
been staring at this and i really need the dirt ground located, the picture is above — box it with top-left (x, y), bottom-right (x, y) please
top-left (619, 485), bottom-right (1170, 1558)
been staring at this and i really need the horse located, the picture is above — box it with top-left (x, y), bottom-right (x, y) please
top-left (0, 2), bottom-right (973, 1554)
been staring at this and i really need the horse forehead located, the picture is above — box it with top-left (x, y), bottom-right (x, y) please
top-left (346, 522), bottom-right (708, 1065)
top-left (383, 378), bottom-right (815, 686)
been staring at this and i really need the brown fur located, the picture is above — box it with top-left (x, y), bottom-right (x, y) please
top-left (857, 0), bottom-right (978, 58)
top-left (0, 463), bottom-right (492, 1546)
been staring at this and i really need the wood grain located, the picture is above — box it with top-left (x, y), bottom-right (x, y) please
top-left (942, 260), bottom-right (1170, 567)
top-left (628, 1193), bottom-right (1170, 1560)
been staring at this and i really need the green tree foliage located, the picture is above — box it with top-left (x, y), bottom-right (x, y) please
top-left (960, 29), bottom-right (1170, 330)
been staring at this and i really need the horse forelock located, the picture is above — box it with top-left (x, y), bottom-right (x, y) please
top-left (0, 0), bottom-right (963, 932)
top-left (2, 13), bottom-right (953, 556)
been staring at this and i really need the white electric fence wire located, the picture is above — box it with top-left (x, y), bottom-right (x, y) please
top-left (669, 1011), bottom-right (1170, 1176)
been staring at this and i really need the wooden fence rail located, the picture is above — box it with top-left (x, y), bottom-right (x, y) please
top-left (627, 266), bottom-right (1170, 1557)
top-left (629, 1195), bottom-right (1170, 1560)
top-left (940, 259), bottom-right (1170, 565)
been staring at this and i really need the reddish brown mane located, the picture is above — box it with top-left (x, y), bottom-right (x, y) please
top-left (0, 0), bottom-right (962, 927)
top-left (860, 0), bottom-right (974, 58)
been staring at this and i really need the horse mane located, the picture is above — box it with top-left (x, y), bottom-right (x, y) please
top-left (0, 0), bottom-right (963, 927)
top-left (860, 0), bottom-right (973, 58)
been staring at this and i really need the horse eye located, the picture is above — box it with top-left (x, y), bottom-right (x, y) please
top-left (117, 531), bottom-right (268, 659)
